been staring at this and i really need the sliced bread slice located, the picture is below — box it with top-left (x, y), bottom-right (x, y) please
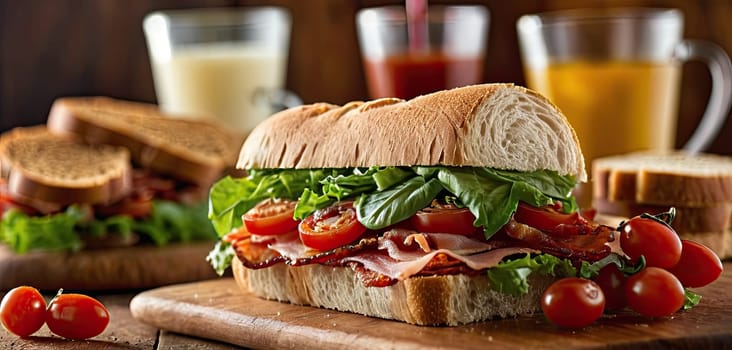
top-left (592, 152), bottom-right (732, 206)
top-left (47, 97), bottom-right (243, 186)
top-left (232, 258), bottom-right (554, 326)
top-left (593, 198), bottom-right (731, 233)
top-left (0, 126), bottom-right (132, 207)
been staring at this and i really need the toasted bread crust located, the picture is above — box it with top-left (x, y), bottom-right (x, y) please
top-left (592, 152), bottom-right (732, 205)
top-left (593, 198), bottom-right (731, 233)
top-left (237, 84), bottom-right (586, 182)
top-left (232, 259), bottom-right (553, 326)
top-left (47, 97), bottom-right (243, 186)
top-left (0, 126), bottom-right (132, 206)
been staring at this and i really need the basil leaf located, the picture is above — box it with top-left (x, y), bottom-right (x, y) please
top-left (356, 177), bottom-right (443, 230)
top-left (489, 169), bottom-right (576, 203)
top-left (435, 167), bottom-right (574, 238)
top-left (436, 168), bottom-right (515, 237)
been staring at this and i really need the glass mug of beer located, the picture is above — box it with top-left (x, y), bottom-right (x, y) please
top-left (517, 8), bottom-right (732, 206)
top-left (143, 7), bottom-right (301, 135)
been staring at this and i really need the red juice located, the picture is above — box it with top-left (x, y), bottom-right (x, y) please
top-left (363, 52), bottom-right (483, 99)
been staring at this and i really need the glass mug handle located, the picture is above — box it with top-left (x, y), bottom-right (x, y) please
top-left (675, 40), bottom-right (732, 153)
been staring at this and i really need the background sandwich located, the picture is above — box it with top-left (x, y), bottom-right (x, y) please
top-left (0, 97), bottom-right (242, 291)
top-left (207, 84), bottom-right (625, 325)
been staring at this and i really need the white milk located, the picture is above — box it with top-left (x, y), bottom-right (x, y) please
top-left (151, 44), bottom-right (286, 134)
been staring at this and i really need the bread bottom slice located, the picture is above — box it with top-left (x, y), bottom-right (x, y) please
top-left (232, 258), bottom-right (554, 326)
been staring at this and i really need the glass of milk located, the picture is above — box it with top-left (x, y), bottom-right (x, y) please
top-left (143, 7), bottom-right (297, 135)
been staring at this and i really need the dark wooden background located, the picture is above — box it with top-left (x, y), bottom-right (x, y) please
top-left (1, 0), bottom-right (731, 155)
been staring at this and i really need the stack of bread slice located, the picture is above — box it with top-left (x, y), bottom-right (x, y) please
top-left (592, 152), bottom-right (732, 259)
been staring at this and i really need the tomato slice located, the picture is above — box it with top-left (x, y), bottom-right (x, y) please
top-left (298, 201), bottom-right (367, 251)
top-left (514, 202), bottom-right (587, 233)
top-left (243, 198), bottom-right (300, 235)
top-left (410, 203), bottom-right (477, 235)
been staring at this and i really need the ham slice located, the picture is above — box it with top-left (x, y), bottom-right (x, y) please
top-left (343, 246), bottom-right (537, 280)
top-left (253, 228), bottom-right (536, 281)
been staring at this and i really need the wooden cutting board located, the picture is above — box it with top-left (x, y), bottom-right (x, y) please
top-left (0, 242), bottom-right (219, 291)
top-left (130, 263), bottom-right (732, 350)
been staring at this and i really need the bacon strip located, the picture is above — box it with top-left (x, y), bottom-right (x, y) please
top-left (228, 215), bottom-right (621, 287)
top-left (503, 218), bottom-right (616, 262)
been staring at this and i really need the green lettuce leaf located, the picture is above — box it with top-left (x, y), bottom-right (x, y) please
top-left (684, 289), bottom-right (702, 310)
top-left (1, 200), bottom-right (216, 254)
top-left (206, 240), bottom-right (235, 276)
top-left (487, 253), bottom-right (577, 296)
top-left (294, 168), bottom-right (377, 220)
top-left (209, 170), bottom-right (319, 236)
top-left (356, 177), bottom-right (444, 229)
top-left (208, 166), bottom-right (577, 240)
top-left (434, 167), bottom-right (574, 238)
top-left (0, 206), bottom-right (86, 253)
top-left (133, 200), bottom-right (217, 246)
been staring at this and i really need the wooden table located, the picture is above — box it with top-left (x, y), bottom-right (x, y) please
top-left (2, 263), bottom-right (731, 349)
top-left (0, 292), bottom-right (245, 349)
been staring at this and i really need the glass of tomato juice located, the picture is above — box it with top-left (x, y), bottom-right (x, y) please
top-left (356, 5), bottom-right (489, 100)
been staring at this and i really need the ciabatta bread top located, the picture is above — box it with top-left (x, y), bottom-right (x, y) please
top-left (0, 126), bottom-right (132, 206)
top-left (238, 84), bottom-right (587, 182)
top-left (47, 97), bottom-right (243, 186)
top-left (592, 151), bottom-right (732, 205)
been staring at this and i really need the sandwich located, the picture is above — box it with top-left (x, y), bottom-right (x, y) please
top-left (0, 97), bottom-right (242, 291)
top-left (207, 84), bottom-right (625, 326)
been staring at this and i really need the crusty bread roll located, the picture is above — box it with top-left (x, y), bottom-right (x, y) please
top-left (228, 84), bottom-right (590, 325)
top-left (232, 258), bottom-right (553, 326)
top-left (0, 126), bottom-right (132, 207)
top-left (238, 84), bottom-right (587, 182)
top-left (47, 97), bottom-right (243, 186)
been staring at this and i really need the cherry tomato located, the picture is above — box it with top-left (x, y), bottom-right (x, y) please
top-left (243, 198), bottom-right (300, 235)
top-left (625, 267), bottom-right (684, 317)
top-left (620, 216), bottom-right (682, 268)
top-left (593, 264), bottom-right (627, 311)
top-left (410, 203), bottom-right (477, 234)
top-left (541, 278), bottom-right (605, 328)
top-left (46, 292), bottom-right (110, 340)
top-left (298, 201), bottom-right (366, 251)
top-left (0, 286), bottom-right (46, 338)
top-left (0, 180), bottom-right (38, 216)
top-left (667, 240), bottom-right (723, 288)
